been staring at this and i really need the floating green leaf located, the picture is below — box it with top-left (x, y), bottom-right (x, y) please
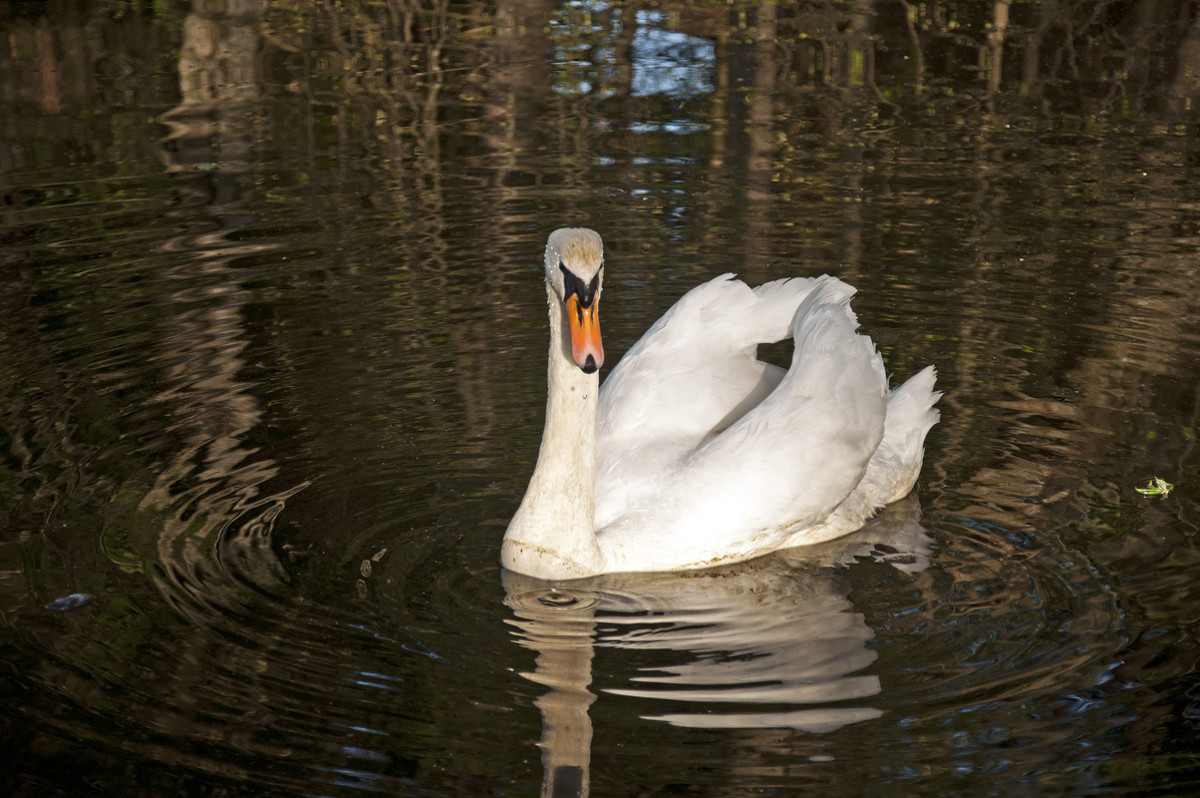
top-left (1136, 477), bottom-right (1174, 498)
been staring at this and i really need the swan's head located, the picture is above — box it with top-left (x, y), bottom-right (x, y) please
top-left (544, 228), bottom-right (605, 374)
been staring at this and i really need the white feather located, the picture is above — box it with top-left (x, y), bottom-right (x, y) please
top-left (502, 229), bottom-right (940, 579)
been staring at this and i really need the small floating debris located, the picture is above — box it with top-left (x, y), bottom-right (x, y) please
top-left (45, 592), bottom-right (93, 611)
top-left (1136, 477), bottom-right (1174, 498)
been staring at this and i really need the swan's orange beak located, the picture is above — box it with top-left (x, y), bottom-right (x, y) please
top-left (566, 293), bottom-right (604, 373)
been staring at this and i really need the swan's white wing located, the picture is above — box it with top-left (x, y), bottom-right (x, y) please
top-left (811, 364), bottom-right (941, 540)
top-left (595, 274), bottom-right (825, 528)
top-left (598, 277), bottom-right (888, 572)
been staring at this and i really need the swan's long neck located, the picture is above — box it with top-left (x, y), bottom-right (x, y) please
top-left (502, 286), bottom-right (603, 579)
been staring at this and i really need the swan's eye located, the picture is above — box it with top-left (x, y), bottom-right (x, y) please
top-left (559, 263), bottom-right (598, 307)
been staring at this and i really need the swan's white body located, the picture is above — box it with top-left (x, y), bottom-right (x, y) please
top-left (502, 228), bottom-right (940, 580)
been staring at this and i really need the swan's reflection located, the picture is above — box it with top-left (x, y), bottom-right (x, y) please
top-left (504, 495), bottom-right (930, 797)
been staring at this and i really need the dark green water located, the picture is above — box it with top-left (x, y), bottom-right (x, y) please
top-left (4, 0), bottom-right (1200, 794)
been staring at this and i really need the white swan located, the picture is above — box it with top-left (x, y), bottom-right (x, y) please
top-left (502, 228), bottom-right (940, 580)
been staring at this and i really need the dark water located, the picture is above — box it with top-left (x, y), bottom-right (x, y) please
top-left (4, 0), bottom-right (1200, 794)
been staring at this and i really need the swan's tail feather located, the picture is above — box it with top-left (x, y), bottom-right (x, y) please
top-left (886, 366), bottom-right (941, 454)
top-left (869, 365), bottom-right (941, 506)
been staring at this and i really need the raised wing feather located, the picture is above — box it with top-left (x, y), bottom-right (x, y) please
top-left (595, 274), bottom-right (827, 529)
top-left (597, 277), bottom-right (888, 571)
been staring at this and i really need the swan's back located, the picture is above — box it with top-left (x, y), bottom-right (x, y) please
top-left (595, 275), bottom-right (833, 529)
top-left (594, 275), bottom-right (938, 573)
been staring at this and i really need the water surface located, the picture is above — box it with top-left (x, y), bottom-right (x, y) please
top-left (4, 0), bottom-right (1200, 794)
